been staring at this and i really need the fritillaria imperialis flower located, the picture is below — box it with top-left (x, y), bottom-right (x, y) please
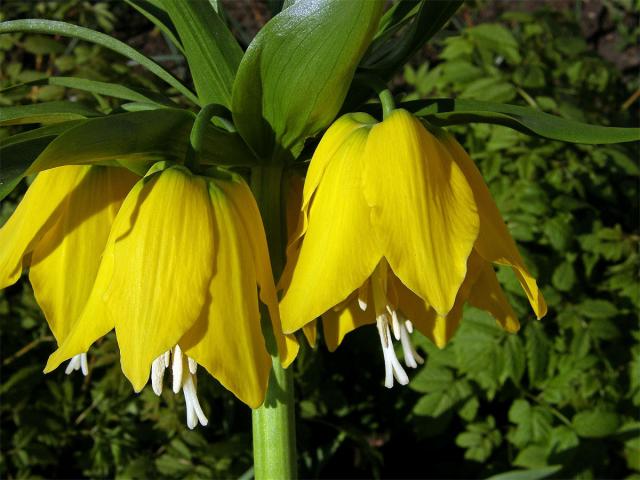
top-left (43, 165), bottom-right (298, 428)
top-left (0, 165), bottom-right (138, 374)
top-left (280, 109), bottom-right (546, 387)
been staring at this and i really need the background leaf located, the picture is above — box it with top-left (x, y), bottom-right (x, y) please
top-left (402, 98), bottom-right (640, 144)
top-left (0, 101), bottom-right (101, 125)
top-left (0, 19), bottom-right (198, 104)
top-left (160, 0), bottom-right (242, 107)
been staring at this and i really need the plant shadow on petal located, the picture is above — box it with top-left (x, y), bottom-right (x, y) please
top-left (28, 167), bottom-right (134, 267)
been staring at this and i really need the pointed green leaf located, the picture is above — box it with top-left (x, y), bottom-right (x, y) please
top-left (231, 0), bottom-right (384, 161)
top-left (487, 466), bottom-right (562, 480)
top-left (403, 98), bottom-right (640, 144)
top-left (0, 19), bottom-right (198, 104)
top-left (2, 77), bottom-right (177, 107)
top-left (362, 0), bottom-right (463, 72)
top-left (125, 0), bottom-right (184, 53)
top-left (0, 109), bottom-right (256, 191)
top-left (160, 0), bottom-right (242, 107)
top-left (0, 101), bottom-right (101, 125)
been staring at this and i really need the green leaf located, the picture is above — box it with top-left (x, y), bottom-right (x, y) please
top-left (578, 299), bottom-right (618, 319)
top-left (0, 77), bottom-right (176, 107)
top-left (12, 109), bottom-right (254, 177)
top-left (0, 136), bottom-right (56, 201)
top-left (403, 98), bottom-right (640, 144)
top-left (467, 23), bottom-right (521, 64)
top-left (0, 122), bottom-right (82, 199)
top-left (487, 466), bottom-right (562, 480)
top-left (0, 19), bottom-right (198, 104)
top-left (513, 445), bottom-right (548, 468)
top-left (410, 365), bottom-right (454, 393)
top-left (0, 101), bottom-right (101, 125)
top-left (160, 0), bottom-right (242, 107)
top-left (231, 0), bottom-right (383, 161)
top-left (572, 410), bottom-right (621, 438)
top-left (362, 0), bottom-right (463, 72)
top-left (2, 77), bottom-right (177, 107)
top-left (552, 260), bottom-right (576, 292)
top-left (525, 323), bottom-right (550, 386)
top-left (125, 0), bottom-right (184, 53)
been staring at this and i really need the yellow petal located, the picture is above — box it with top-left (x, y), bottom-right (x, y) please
top-left (181, 180), bottom-right (271, 409)
top-left (282, 114), bottom-right (376, 291)
top-left (300, 113), bottom-right (376, 225)
top-left (0, 166), bottom-right (87, 289)
top-left (395, 252), bottom-right (484, 348)
top-left (108, 167), bottom-right (216, 391)
top-left (29, 166), bottom-right (137, 343)
top-left (45, 214), bottom-right (120, 373)
top-left (217, 175), bottom-right (299, 368)
top-left (441, 132), bottom-right (547, 319)
top-left (280, 127), bottom-right (381, 333)
top-left (363, 110), bottom-right (479, 316)
top-left (468, 261), bottom-right (520, 333)
top-left (322, 293), bottom-right (375, 352)
top-left (302, 321), bottom-right (318, 348)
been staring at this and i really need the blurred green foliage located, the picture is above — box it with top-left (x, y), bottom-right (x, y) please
top-left (1, 1), bottom-right (638, 479)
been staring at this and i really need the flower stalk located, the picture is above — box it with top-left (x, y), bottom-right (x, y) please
top-left (250, 165), bottom-right (298, 480)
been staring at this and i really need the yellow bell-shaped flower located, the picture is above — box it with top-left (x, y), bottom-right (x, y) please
top-left (280, 109), bottom-right (546, 387)
top-left (44, 165), bottom-right (297, 427)
top-left (0, 165), bottom-right (138, 374)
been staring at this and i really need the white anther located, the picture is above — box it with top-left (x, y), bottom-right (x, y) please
top-left (151, 352), bottom-right (169, 396)
top-left (405, 319), bottom-right (414, 334)
top-left (376, 314), bottom-right (389, 348)
top-left (188, 357), bottom-right (198, 375)
top-left (358, 283), bottom-right (369, 311)
top-left (80, 353), bottom-right (88, 376)
top-left (65, 353), bottom-right (88, 376)
top-left (172, 345), bottom-right (183, 394)
top-left (390, 309), bottom-right (401, 341)
top-left (148, 345), bottom-right (209, 429)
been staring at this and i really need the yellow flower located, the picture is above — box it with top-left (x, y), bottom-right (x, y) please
top-left (44, 165), bottom-right (297, 427)
top-left (0, 165), bottom-right (138, 374)
top-left (280, 109), bottom-right (546, 387)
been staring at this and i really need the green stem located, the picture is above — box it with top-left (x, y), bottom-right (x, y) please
top-left (186, 104), bottom-right (224, 171)
top-left (378, 88), bottom-right (396, 119)
top-left (250, 165), bottom-right (298, 480)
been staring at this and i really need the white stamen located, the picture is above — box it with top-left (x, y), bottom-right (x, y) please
top-left (405, 319), bottom-right (414, 334)
top-left (391, 309), bottom-right (401, 340)
top-left (172, 345), bottom-right (183, 394)
top-left (358, 283), bottom-right (369, 311)
top-left (65, 353), bottom-right (88, 376)
top-left (183, 374), bottom-right (208, 429)
top-left (376, 314), bottom-right (389, 348)
top-left (399, 322), bottom-right (423, 368)
top-left (188, 357), bottom-right (198, 375)
top-left (148, 345), bottom-right (208, 429)
top-left (376, 315), bottom-right (409, 388)
top-left (151, 352), bottom-right (169, 396)
top-left (80, 353), bottom-right (88, 376)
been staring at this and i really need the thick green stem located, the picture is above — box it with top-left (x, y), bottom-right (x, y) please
top-left (250, 165), bottom-right (297, 480)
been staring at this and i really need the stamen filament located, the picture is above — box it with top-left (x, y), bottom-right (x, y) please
top-left (149, 345), bottom-right (208, 428)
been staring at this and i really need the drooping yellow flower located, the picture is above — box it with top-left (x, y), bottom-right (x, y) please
top-left (0, 165), bottom-right (138, 374)
top-left (280, 109), bottom-right (546, 387)
top-left (44, 165), bottom-right (298, 427)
